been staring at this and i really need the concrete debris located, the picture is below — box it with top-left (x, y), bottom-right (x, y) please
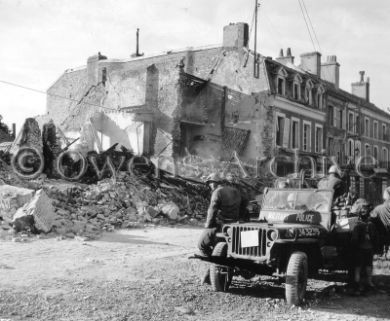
top-left (39, 171), bottom-right (209, 239)
top-left (13, 189), bottom-right (55, 233)
top-left (10, 118), bottom-right (43, 155)
top-left (0, 184), bottom-right (35, 221)
top-left (42, 120), bottom-right (62, 176)
top-left (160, 201), bottom-right (180, 220)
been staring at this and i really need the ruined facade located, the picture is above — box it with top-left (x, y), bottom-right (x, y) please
top-left (44, 23), bottom-right (272, 162)
top-left (44, 22), bottom-right (390, 201)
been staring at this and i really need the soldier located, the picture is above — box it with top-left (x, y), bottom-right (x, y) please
top-left (351, 199), bottom-right (378, 293)
top-left (318, 165), bottom-right (346, 199)
top-left (370, 187), bottom-right (390, 256)
top-left (197, 172), bottom-right (245, 284)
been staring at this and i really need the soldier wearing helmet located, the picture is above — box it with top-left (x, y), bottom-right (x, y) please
top-left (317, 165), bottom-right (346, 199)
top-left (197, 172), bottom-right (246, 283)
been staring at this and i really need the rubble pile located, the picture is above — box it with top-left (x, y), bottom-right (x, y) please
top-left (42, 171), bottom-right (209, 239)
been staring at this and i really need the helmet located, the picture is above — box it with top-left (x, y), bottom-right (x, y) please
top-left (328, 165), bottom-right (340, 176)
top-left (225, 172), bottom-right (238, 184)
top-left (205, 172), bottom-right (221, 184)
top-left (351, 198), bottom-right (370, 216)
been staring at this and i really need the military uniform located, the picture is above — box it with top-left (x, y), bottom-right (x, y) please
top-left (198, 185), bottom-right (244, 256)
top-left (317, 174), bottom-right (346, 199)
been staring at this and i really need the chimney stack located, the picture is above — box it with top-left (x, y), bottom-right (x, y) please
top-left (131, 28), bottom-right (144, 58)
top-left (321, 55), bottom-right (340, 88)
top-left (352, 71), bottom-right (370, 102)
top-left (223, 22), bottom-right (249, 49)
top-left (87, 52), bottom-right (107, 86)
top-left (276, 47), bottom-right (295, 65)
top-left (300, 52), bottom-right (321, 77)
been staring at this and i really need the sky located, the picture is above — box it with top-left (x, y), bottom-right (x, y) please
top-left (0, 0), bottom-right (389, 132)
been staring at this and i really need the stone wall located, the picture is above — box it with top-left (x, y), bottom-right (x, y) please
top-left (46, 69), bottom-right (88, 126)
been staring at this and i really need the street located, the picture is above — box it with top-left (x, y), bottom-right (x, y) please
top-left (0, 226), bottom-right (389, 321)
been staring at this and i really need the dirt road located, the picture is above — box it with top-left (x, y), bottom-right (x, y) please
top-left (0, 226), bottom-right (389, 321)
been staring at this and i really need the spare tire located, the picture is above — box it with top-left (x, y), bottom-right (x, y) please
top-left (285, 251), bottom-right (308, 306)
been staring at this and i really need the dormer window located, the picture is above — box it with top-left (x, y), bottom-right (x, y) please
top-left (276, 67), bottom-right (288, 96)
top-left (277, 78), bottom-right (285, 95)
top-left (316, 85), bottom-right (325, 109)
top-left (304, 79), bottom-right (314, 105)
top-left (292, 74), bottom-right (302, 101)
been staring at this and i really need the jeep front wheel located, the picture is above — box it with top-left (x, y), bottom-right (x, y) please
top-left (285, 251), bottom-right (308, 306)
top-left (210, 242), bottom-right (232, 292)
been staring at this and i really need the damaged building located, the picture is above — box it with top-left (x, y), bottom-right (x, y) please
top-left (41, 22), bottom-right (390, 201)
top-left (41, 23), bottom-right (272, 162)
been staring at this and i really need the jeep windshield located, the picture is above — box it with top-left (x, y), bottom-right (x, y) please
top-left (259, 189), bottom-right (333, 229)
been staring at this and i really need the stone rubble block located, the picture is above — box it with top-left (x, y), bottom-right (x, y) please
top-left (0, 184), bottom-right (35, 220)
top-left (13, 189), bottom-right (55, 233)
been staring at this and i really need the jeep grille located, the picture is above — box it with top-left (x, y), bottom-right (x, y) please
top-left (231, 226), bottom-right (267, 257)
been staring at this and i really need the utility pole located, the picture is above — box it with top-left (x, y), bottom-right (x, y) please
top-left (253, 0), bottom-right (260, 77)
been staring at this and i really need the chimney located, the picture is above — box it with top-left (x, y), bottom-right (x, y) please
top-left (87, 52), bottom-right (107, 86)
top-left (131, 28), bottom-right (144, 58)
top-left (275, 47), bottom-right (295, 65)
top-left (321, 55), bottom-right (340, 88)
top-left (352, 71), bottom-right (370, 102)
top-left (223, 22), bottom-right (249, 49)
top-left (300, 51), bottom-right (321, 77)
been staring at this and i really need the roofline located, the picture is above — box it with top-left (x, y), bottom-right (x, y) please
top-left (265, 58), bottom-right (389, 117)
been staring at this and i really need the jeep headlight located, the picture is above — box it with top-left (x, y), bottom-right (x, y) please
top-left (223, 226), bottom-right (232, 236)
top-left (267, 229), bottom-right (278, 241)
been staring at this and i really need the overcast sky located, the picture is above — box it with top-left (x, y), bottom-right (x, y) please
top-left (0, 0), bottom-right (389, 131)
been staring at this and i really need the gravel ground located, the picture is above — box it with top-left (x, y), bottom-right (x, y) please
top-left (0, 227), bottom-right (389, 321)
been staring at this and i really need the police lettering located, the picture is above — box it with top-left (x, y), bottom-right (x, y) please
top-left (296, 214), bottom-right (313, 223)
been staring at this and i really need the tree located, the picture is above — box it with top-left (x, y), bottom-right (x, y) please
top-left (0, 115), bottom-right (11, 136)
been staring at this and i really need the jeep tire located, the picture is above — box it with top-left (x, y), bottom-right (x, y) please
top-left (285, 251), bottom-right (308, 306)
top-left (210, 242), bottom-right (232, 292)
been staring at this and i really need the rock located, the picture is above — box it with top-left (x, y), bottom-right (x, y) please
top-left (0, 184), bottom-right (34, 220)
top-left (145, 206), bottom-right (159, 218)
top-left (174, 306), bottom-right (195, 315)
top-left (96, 214), bottom-right (106, 220)
top-left (160, 201), bottom-right (180, 220)
top-left (13, 189), bottom-right (55, 233)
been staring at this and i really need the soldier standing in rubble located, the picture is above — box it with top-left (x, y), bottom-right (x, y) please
top-left (318, 165), bottom-right (346, 199)
top-left (197, 172), bottom-right (246, 284)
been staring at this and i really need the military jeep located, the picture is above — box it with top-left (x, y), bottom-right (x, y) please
top-left (198, 188), bottom-right (357, 306)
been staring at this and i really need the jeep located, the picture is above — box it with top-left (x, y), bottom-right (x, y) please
top-left (196, 188), bottom-right (358, 305)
